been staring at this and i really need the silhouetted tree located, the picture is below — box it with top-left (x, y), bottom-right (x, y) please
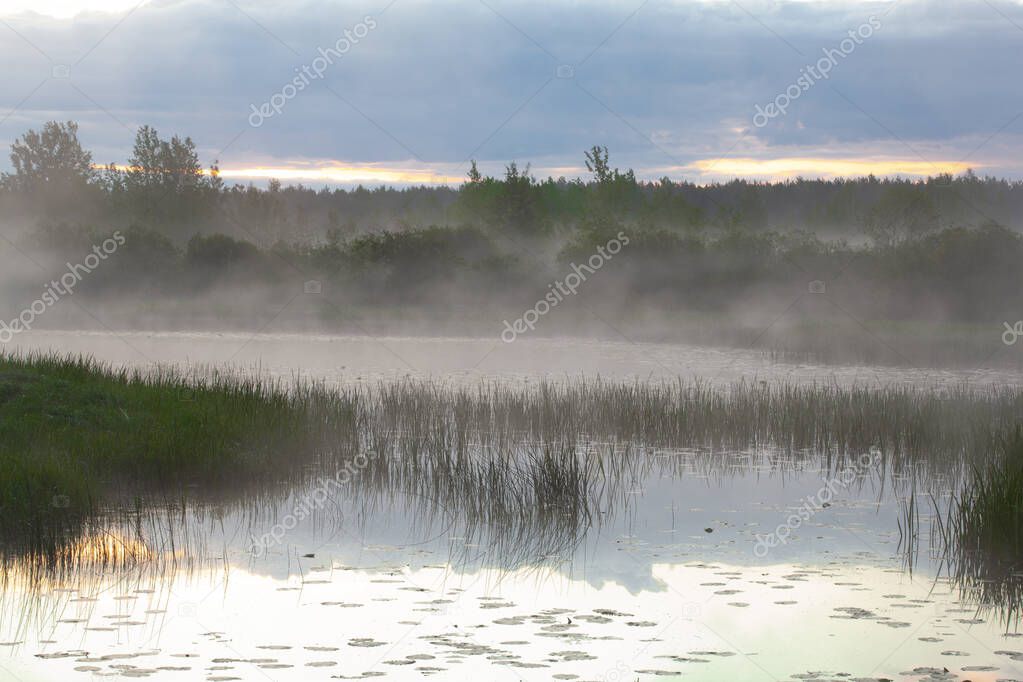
top-left (122, 125), bottom-right (221, 227)
top-left (2, 121), bottom-right (97, 215)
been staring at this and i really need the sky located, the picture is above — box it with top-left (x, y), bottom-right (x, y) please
top-left (0, 0), bottom-right (1021, 186)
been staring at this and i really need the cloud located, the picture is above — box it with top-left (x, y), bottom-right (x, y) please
top-left (688, 157), bottom-right (974, 180)
top-left (0, 1), bottom-right (149, 19)
top-left (0, 0), bottom-right (1021, 184)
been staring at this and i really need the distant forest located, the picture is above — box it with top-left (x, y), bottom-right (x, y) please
top-left (5, 121), bottom-right (1023, 243)
top-left (2, 120), bottom-right (1022, 358)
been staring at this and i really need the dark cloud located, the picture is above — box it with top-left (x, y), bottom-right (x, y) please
top-left (1, 0), bottom-right (1021, 181)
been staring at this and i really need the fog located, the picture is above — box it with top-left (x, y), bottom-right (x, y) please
top-left (1, 170), bottom-right (1020, 372)
top-left (4, 4), bottom-right (1023, 680)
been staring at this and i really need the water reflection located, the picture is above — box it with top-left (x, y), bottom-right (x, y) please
top-left (2, 333), bottom-right (1022, 679)
top-left (3, 445), bottom-right (1022, 680)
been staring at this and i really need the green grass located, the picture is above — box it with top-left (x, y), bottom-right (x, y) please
top-left (0, 352), bottom-right (356, 551)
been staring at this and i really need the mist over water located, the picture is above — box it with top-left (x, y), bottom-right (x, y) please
top-left (3, 166), bottom-right (1023, 680)
top-left (6, 329), bottom-right (1022, 389)
top-left (3, 1), bottom-right (1023, 679)
top-left (1, 332), bottom-right (1022, 680)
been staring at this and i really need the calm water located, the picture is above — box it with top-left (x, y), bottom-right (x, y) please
top-left (6, 329), bottom-right (1021, 388)
top-left (2, 331), bottom-right (1022, 681)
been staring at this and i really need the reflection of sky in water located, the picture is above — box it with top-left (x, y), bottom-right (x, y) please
top-left (2, 332), bottom-right (1022, 680)
top-left (4, 459), bottom-right (1023, 681)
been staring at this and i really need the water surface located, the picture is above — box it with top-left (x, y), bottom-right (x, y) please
top-left (2, 332), bottom-right (1021, 681)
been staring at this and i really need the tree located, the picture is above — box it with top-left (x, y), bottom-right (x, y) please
top-left (455, 160), bottom-right (505, 232)
top-left (864, 184), bottom-right (940, 246)
top-left (500, 161), bottom-right (541, 234)
top-left (467, 160), bottom-right (483, 185)
top-left (583, 145), bottom-right (638, 219)
top-left (644, 176), bottom-right (703, 230)
top-left (123, 125), bottom-right (221, 226)
top-left (584, 145), bottom-right (612, 185)
top-left (3, 121), bottom-right (96, 214)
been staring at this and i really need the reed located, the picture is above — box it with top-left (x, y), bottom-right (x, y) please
top-left (3, 351), bottom-right (1020, 563)
top-left (936, 427), bottom-right (1023, 625)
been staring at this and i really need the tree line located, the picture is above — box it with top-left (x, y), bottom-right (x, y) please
top-left (4, 120), bottom-right (1023, 246)
top-left (2, 120), bottom-right (1023, 336)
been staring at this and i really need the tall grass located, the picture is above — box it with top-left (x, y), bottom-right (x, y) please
top-left (365, 379), bottom-right (1020, 472)
top-left (3, 351), bottom-right (1021, 566)
top-left (936, 428), bottom-right (1023, 625)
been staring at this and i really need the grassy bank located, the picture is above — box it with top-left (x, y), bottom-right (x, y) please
top-left (0, 353), bottom-right (355, 551)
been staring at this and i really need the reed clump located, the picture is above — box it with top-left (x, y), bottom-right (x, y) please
top-left (937, 427), bottom-right (1023, 624)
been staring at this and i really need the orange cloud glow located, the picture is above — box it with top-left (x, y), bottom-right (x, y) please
top-left (217, 165), bottom-right (464, 185)
top-left (99, 163), bottom-right (464, 185)
top-left (688, 157), bottom-right (976, 180)
top-left (99, 155), bottom-right (983, 187)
